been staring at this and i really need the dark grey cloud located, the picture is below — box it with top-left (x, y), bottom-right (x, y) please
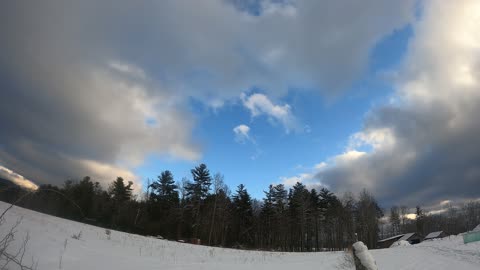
top-left (0, 0), bottom-right (414, 188)
top-left (314, 0), bottom-right (480, 207)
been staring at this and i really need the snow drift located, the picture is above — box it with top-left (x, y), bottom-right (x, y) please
top-left (390, 240), bottom-right (412, 248)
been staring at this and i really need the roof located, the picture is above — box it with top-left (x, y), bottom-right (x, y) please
top-left (378, 234), bottom-right (404, 243)
top-left (399, 233), bottom-right (417, 241)
top-left (378, 232), bottom-right (420, 243)
top-left (425, 231), bottom-right (443, 239)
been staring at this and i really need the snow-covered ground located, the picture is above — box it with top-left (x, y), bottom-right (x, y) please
top-left (1, 201), bottom-right (479, 270)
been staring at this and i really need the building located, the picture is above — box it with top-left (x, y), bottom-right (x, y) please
top-left (399, 232), bottom-right (423, 244)
top-left (424, 231), bottom-right (446, 241)
top-left (377, 232), bottom-right (423, 248)
top-left (378, 234), bottom-right (403, 249)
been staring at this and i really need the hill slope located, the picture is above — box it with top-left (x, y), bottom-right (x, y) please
top-left (0, 201), bottom-right (479, 270)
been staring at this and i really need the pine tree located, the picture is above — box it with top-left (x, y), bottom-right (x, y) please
top-left (272, 184), bottom-right (288, 250)
top-left (70, 176), bottom-right (95, 219)
top-left (109, 177), bottom-right (133, 203)
top-left (107, 177), bottom-right (134, 230)
top-left (187, 164), bottom-right (212, 201)
top-left (150, 170), bottom-right (179, 206)
top-left (186, 164), bottom-right (212, 238)
top-left (260, 185), bottom-right (275, 248)
top-left (146, 170), bottom-right (180, 237)
top-left (288, 182), bottom-right (311, 251)
top-left (232, 184), bottom-right (253, 246)
top-left (208, 173), bottom-right (225, 245)
top-left (309, 188), bottom-right (321, 251)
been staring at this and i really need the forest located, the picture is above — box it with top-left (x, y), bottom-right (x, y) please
top-left (1, 163), bottom-right (479, 251)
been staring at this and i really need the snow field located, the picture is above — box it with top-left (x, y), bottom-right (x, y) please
top-left (1, 202), bottom-right (479, 270)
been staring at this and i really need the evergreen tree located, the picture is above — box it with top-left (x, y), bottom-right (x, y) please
top-left (272, 184), bottom-right (288, 250)
top-left (150, 170), bottom-right (179, 206)
top-left (232, 184), bottom-right (253, 246)
top-left (289, 182), bottom-right (310, 251)
top-left (309, 188), bottom-right (321, 251)
top-left (10, 166), bottom-right (451, 251)
top-left (318, 188), bottom-right (342, 250)
top-left (109, 177), bottom-right (133, 203)
top-left (72, 176), bottom-right (95, 218)
top-left (186, 164), bottom-right (212, 201)
top-left (146, 170), bottom-right (180, 237)
top-left (208, 173), bottom-right (226, 245)
top-left (107, 177), bottom-right (135, 230)
top-left (186, 164), bottom-right (212, 238)
top-left (260, 185), bottom-right (276, 248)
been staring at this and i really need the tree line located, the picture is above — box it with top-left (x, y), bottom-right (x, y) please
top-left (1, 163), bottom-right (385, 251)
top-left (382, 202), bottom-right (480, 239)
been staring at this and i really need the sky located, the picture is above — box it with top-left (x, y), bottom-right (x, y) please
top-left (1, 0), bottom-right (479, 210)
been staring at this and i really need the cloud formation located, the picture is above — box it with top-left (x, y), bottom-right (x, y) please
top-left (0, 0), bottom-right (414, 189)
top-left (311, 0), bottom-right (480, 207)
top-left (241, 93), bottom-right (299, 132)
top-left (279, 162), bottom-right (327, 190)
top-left (0, 62), bottom-right (199, 188)
top-left (233, 124), bottom-right (252, 144)
top-left (0, 165), bottom-right (38, 190)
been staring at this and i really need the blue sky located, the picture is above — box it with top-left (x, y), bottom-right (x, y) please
top-left (2, 0), bottom-right (480, 209)
top-left (135, 25), bottom-right (413, 198)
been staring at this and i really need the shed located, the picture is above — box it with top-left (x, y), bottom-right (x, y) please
top-left (424, 231), bottom-right (446, 241)
top-left (377, 232), bottom-right (422, 249)
top-left (377, 234), bottom-right (404, 249)
top-left (398, 232), bottom-right (422, 244)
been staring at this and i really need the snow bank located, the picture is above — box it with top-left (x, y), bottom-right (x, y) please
top-left (352, 241), bottom-right (378, 270)
top-left (390, 240), bottom-right (411, 248)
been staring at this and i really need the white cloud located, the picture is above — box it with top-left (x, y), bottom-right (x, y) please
top-left (233, 124), bottom-right (252, 143)
top-left (348, 128), bottom-right (396, 152)
top-left (312, 0), bottom-right (480, 207)
top-left (241, 93), bottom-right (298, 132)
top-left (0, 0), bottom-right (416, 189)
top-left (78, 159), bottom-right (142, 193)
top-left (0, 165), bottom-right (38, 190)
top-left (279, 162), bottom-right (330, 189)
top-left (279, 150), bottom-right (368, 190)
top-left (0, 0), bottom-right (414, 103)
top-left (334, 150), bottom-right (367, 164)
top-left (280, 173), bottom-right (314, 187)
top-left (314, 162), bottom-right (327, 170)
top-left (0, 59), bottom-right (199, 190)
top-left (108, 61), bottom-right (146, 79)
